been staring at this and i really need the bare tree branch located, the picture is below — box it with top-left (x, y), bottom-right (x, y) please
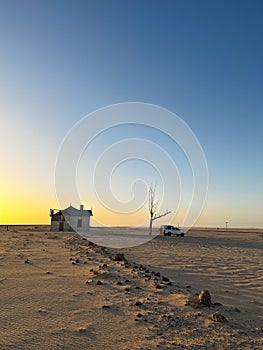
top-left (152, 210), bottom-right (171, 221)
top-left (149, 184), bottom-right (171, 235)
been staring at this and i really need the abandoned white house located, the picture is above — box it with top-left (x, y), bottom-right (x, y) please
top-left (50, 204), bottom-right (93, 232)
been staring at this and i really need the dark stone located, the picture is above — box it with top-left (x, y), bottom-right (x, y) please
top-left (25, 259), bottom-right (29, 264)
top-left (135, 301), bottom-right (142, 306)
top-left (113, 253), bottom-right (126, 262)
top-left (198, 289), bottom-right (212, 306)
top-left (209, 312), bottom-right (228, 323)
top-left (96, 280), bottom-right (102, 285)
top-left (162, 276), bottom-right (170, 282)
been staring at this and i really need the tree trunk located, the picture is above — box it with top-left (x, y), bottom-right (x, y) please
top-left (149, 217), bottom-right (153, 235)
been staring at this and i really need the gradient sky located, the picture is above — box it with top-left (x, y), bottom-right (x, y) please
top-left (1, 0), bottom-right (263, 227)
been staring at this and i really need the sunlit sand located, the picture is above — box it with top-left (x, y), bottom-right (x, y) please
top-left (0, 225), bottom-right (262, 349)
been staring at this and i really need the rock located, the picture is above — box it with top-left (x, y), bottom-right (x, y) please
top-left (113, 253), bottom-right (126, 262)
top-left (78, 327), bottom-right (87, 332)
top-left (24, 259), bottom-right (29, 264)
top-left (96, 280), bottom-right (102, 285)
top-left (198, 289), bottom-right (212, 306)
top-left (135, 301), bottom-right (142, 306)
top-left (162, 276), bottom-right (170, 282)
top-left (209, 311), bottom-right (228, 323)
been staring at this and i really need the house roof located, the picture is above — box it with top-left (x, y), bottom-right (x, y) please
top-left (62, 205), bottom-right (93, 217)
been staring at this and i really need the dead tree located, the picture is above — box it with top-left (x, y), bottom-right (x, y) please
top-left (149, 185), bottom-right (170, 235)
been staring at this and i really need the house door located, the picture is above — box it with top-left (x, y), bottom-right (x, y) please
top-left (59, 222), bottom-right (64, 231)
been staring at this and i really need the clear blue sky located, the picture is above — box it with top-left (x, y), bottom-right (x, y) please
top-left (1, 0), bottom-right (263, 227)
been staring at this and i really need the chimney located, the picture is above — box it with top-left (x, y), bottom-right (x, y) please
top-left (80, 204), bottom-right (84, 211)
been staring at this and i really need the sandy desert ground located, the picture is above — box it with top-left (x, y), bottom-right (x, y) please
top-left (0, 225), bottom-right (262, 349)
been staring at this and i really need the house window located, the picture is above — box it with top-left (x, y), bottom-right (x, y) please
top-left (77, 219), bottom-right (82, 228)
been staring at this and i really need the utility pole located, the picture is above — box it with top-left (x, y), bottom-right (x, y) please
top-left (225, 221), bottom-right (228, 232)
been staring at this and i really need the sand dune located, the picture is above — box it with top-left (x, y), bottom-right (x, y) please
top-left (0, 226), bottom-right (262, 349)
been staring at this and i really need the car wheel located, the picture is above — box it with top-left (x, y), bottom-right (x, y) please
top-left (181, 233), bottom-right (184, 237)
top-left (168, 232), bottom-right (171, 236)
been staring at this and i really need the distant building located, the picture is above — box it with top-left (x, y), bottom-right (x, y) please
top-left (50, 204), bottom-right (93, 232)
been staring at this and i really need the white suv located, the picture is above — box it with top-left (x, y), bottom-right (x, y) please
top-left (163, 225), bottom-right (184, 237)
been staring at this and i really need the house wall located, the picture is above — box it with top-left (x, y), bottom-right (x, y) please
top-left (50, 221), bottom-right (59, 231)
top-left (51, 215), bottom-right (90, 232)
top-left (66, 215), bottom-right (90, 232)
top-left (50, 220), bottom-right (74, 232)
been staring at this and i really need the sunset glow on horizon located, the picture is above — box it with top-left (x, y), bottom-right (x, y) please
top-left (1, 1), bottom-right (263, 228)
